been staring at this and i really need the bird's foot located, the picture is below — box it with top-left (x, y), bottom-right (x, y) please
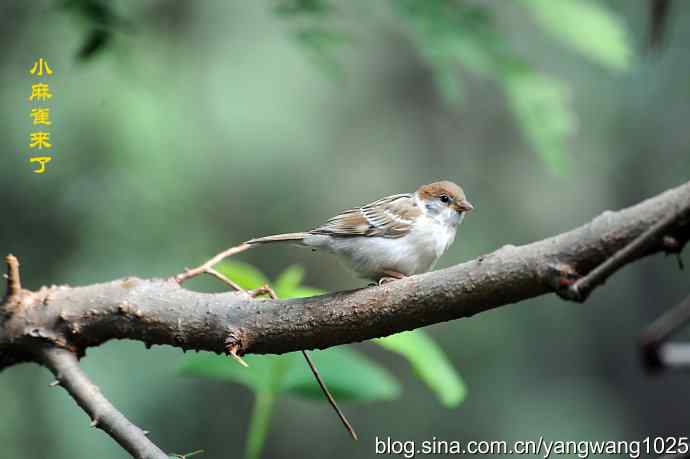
top-left (378, 277), bottom-right (397, 286)
top-left (377, 270), bottom-right (407, 286)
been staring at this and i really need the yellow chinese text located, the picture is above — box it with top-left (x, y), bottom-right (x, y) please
top-left (30, 108), bottom-right (52, 125)
top-left (29, 58), bottom-right (53, 77)
top-left (28, 83), bottom-right (53, 102)
top-left (29, 156), bottom-right (53, 174)
top-left (29, 132), bottom-right (52, 149)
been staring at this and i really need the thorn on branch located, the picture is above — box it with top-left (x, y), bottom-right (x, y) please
top-left (224, 336), bottom-right (248, 368)
top-left (171, 449), bottom-right (205, 459)
top-left (228, 348), bottom-right (248, 367)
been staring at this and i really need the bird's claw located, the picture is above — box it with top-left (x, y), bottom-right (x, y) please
top-left (378, 277), bottom-right (398, 286)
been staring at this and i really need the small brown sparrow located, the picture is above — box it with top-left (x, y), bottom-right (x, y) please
top-left (247, 181), bottom-right (473, 283)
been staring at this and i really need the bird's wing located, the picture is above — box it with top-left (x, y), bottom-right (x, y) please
top-left (309, 193), bottom-right (420, 238)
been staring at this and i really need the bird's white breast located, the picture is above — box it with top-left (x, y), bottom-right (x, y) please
top-left (303, 214), bottom-right (458, 280)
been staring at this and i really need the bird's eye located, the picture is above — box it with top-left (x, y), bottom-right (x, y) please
top-left (440, 195), bottom-right (450, 204)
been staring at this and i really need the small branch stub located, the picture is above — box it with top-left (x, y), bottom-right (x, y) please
top-left (4, 254), bottom-right (22, 301)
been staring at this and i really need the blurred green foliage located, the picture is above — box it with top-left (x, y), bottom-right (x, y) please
top-left (391, 0), bottom-right (629, 174)
top-left (522, 0), bottom-right (631, 71)
top-left (180, 262), bottom-right (463, 459)
top-left (60, 0), bottom-right (632, 175)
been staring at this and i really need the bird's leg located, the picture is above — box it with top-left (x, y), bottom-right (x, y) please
top-left (378, 270), bottom-right (407, 285)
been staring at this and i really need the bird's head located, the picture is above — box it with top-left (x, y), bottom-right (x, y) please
top-left (416, 180), bottom-right (474, 226)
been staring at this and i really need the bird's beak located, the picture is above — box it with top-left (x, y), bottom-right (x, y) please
top-left (454, 200), bottom-right (474, 213)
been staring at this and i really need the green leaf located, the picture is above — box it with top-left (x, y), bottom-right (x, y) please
top-left (521, 0), bottom-right (631, 71)
top-left (216, 260), bottom-right (269, 290)
top-left (503, 70), bottom-right (575, 175)
top-left (274, 265), bottom-right (305, 295)
top-left (375, 330), bottom-right (466, 407)
top-left (274, 265), bottom-right (325, 299)
top-left (179, 353), bottom-right (299, 393)
top-left (283, 347), bottom-right (402, 402)
top-left (284, 286), bottom-right (325, 299)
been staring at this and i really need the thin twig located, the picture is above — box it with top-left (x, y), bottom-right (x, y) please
top-left (4, 254), bottom-right (21, 301)
top-left (300, 348), bottom-right (358, 440)
top-left (206, 267), bottom-right (244, 292)
top-left (259, 287), bottom-right (358, 440)
top-left (640, 294), bottom-right (690, 372)
top-left (174, 243), bottom-right (251, 283)
top-left (565, 202), bottom-right (690, 302)
top-left (37, 346), bottom-right (168, 459)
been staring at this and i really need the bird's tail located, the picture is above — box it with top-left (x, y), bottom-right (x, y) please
top-left (245, 232), bottom-right (307, 245)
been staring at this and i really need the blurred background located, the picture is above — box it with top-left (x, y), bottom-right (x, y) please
top-left (1, 0), bottom-right (689, 458)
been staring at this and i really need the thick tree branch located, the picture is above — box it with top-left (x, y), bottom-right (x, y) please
top-left (36, 346), bottom-right (167, 459)
top-left (1, 181), bottom-right (689, 368)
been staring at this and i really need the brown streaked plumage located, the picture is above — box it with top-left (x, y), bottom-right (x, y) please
top-left (310, 194), bottom-right (421, 239)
